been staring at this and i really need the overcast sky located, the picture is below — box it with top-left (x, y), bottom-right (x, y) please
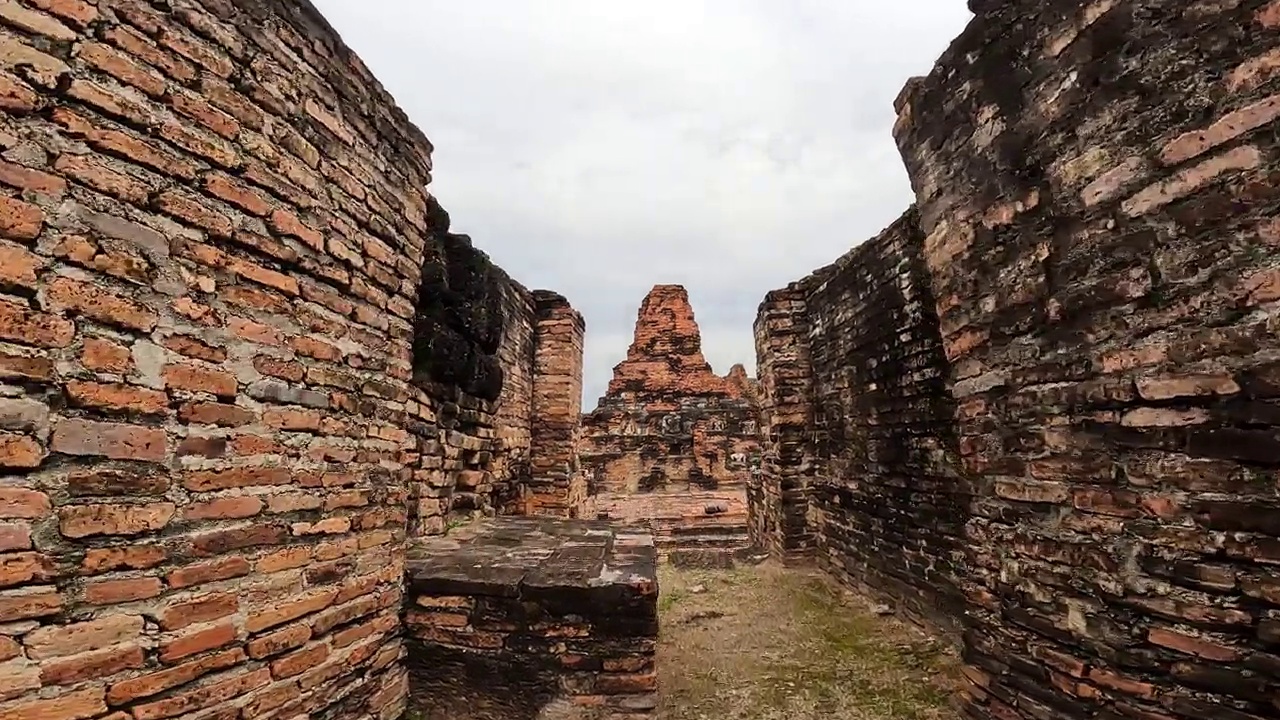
top-left (309, 1), bottom-right (974, 409)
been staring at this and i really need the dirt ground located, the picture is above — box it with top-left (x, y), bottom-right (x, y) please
top-left (656, 562), bottom-right (961, 720)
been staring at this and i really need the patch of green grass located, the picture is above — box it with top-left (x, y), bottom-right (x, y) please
top-left (659, 587), bottom-right (687, 613)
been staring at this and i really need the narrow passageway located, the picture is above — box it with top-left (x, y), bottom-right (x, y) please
top-left (657, 564), bottom-right (960, 720)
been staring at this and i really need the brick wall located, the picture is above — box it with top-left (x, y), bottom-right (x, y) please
top-left (0, 1), bottom-right (582, 719)
top-left (526, 290), bottom-right (587, 517)
top-left (798, 209), bottom-right (967, 638)
top-left (749, 287), bottom-right (815, 562)
top-left (753, 0), bottom-right (1280, 718)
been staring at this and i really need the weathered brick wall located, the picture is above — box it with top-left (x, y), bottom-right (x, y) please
top-left (748, 287), bottom-right (815, 562)
top-left (753, 0), bottom-right (1280, 718)
top-left (795, 209), bottom-right (968, 638)
top-left (525, 290), bottom-right (587, 517)
top-left (896, 1), bottom-right (1280, 717)
top-left (0, 1), bottom-right (582, 719)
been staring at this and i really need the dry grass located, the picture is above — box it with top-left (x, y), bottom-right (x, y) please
top-left (656, 563), bottom-right (961, 720)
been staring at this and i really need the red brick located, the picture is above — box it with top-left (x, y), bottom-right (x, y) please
top-left (102, 24), bottom-right (195, 82)
top-left (26, 0), bottom-right (98, 26)
top-left (67, 380), bottom-right (169, 414)
top-left (78, 41), bottom-right (167, 96)
top-left (0, 585), bottom-right (61, 621)
top-left (0, 635), bottom-right (17, 661)
top-left (163, 363), bottom-right (238, 396)
top-left (170, 89), bottom-right (240, 139)
top-left (81, 545), bottom-right (166, 574)
top-left (51, 418), bottom-right (167, 461)
top-left (184, 495), bottom-right (264, 521)
top-left (1148, 627), bottom-right (1241, 661)
top-left (176, 435), bottom-right (226, 458)
top-left (160, 592), bottom-right (239, 631)
top-left (162, 334), bottom-right (228, 363)
top-left (58, 502), bottom-right (175, 538)
top-left (81, 337), bottom-right (133, 373)
top-left (166, 555), bottom-right (251, 590)
top-left (51, 107), bottom-right (199, 180)
top-left (106, 646), bottom-right (244, 705)
top-left (84, 576), bottom-right (163, 605)
top-left (269, 208), bottom-right (324, 250)
top-left (1260, 0), bottom-right (1280, 26)
top-left (230, 317), bottom-right (283, 346)
top-left (0, 158), bottom-right (65, 196)
top-left (204, 172), bottom-right (272, 215)
top-left (159, 622), bottom-right (238, 663)
top-left (155, 188), bottom-right (235, 236)
top-left (264, 407), bottom-right (322, 431)
top-left (1122, 145), bottom-right (1261, 216)
top-left (0, 196), bottom-right (42, 241)
top-left (0, 522), bottom-right (31, 551)
top-left (66, 77), bottom-right (157, 127)
top-left (0, 433), bottom-right (43, 468)
top-left (254, 356), bottom-right (304, 382)
top-left (0, 70), bottom-right (39, 113)
top-left (247, 623), bottom-right (311, 659)
top-left (229, 256), bottom-right (300, 296)
top-left (271, 642), bottom-right (329, 678)
top-left (158, 121), bottom-right (241, 170)
top-left (1228, 48), bottom-right (1280, 92)
top-left (1160, 94), bottom-right (1280, 166)
top-left (46, 276), bottom-right (157, 332)
top-left (246, 589), bottom-right (339, 633)
top-left (0, 686), bottom-right (106, 720)
top-left (130, 667), bottom-right (270, 720)
top-left (257, 547), bottom-right (311, 573)
top-left (0, 488), bottom-right (49, 519)
top-left (179, 401), bottom-right (254, 427)
top-left (189, 523), bottom-right (287, 557)
top-left (41, 643), bottom-right (146, 685)
top-left (0, 550), bottom-right (52, 587)
top-left (0, 0), bottom-right (75, 39)
top-left (54, 153), bottom-right (152, 203)
top-left (182, 466), bottom-right (290, 492)
top-left (0, 350), bottom-right (54, 380)
top-left (25, 614), bottom-right (143, 659)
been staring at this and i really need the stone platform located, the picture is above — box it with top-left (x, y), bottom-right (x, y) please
top-left (404, 517), bottom-right (659, 719)
top-left (583, 490), bottom-right (763, 567)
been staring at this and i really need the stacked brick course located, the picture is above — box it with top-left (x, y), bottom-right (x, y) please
top-left (752, 0), bottom-right (1280, 718)
top-left (404, 517), bottom-right (659, 720)
top-left (0, 1), bottom-right (585, 719)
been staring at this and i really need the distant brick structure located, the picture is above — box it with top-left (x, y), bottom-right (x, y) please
top-left (0, 1), bottom-right (587, 719)
top-left (752, 1), bottom-right (1280, 718)
top-left (579, 285), bottom-right (762, 563)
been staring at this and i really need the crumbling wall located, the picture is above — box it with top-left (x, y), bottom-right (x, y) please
top-left (749, 287), bottom-right (816, 561)
top-left (800, 209), bottom-right (968, 637)
top-left (0, 1), bottom-right (582, 719)
top-left (753, 0), bottom-right (1280, 718)
top-left (526, 290), bottom-right (587, 517)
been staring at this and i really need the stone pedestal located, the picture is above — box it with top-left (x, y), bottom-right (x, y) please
top-left (404, 517), bottom-right (659, 719)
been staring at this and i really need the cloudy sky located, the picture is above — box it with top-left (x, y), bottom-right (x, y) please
top-left (310, 1), bottom-right (974, 409)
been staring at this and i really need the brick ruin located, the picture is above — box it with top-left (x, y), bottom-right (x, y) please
top-left (5, 0), bottom-right (1280, 719)
top-left (750, 1), bottom-right (1280, 719)
top-left (579, 285), bottom-right (762, 563)
top-left (0, 1), bottom-right (648, 719)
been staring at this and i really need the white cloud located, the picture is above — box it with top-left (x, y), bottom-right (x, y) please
top-left (309, 0), bottom-right (973, 407)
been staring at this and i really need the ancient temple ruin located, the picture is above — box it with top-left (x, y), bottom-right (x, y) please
top-left (1, 0), bottom-right (1279, 718)
top-left (579, 285), bottom-right (761, 564)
